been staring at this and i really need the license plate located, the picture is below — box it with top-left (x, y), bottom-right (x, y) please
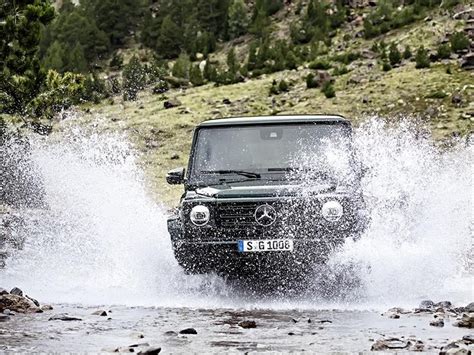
top-left (238, 239), bottom-right (294, 253)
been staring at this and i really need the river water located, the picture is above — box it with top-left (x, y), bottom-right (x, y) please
top-left (0, 117), bottom-right (472, 352)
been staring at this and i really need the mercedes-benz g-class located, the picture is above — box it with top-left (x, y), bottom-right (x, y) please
top-left (166, 115), bottom-right (367, 275)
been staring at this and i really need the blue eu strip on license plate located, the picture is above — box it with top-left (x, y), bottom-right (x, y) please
top-left (238, 240), bottom-right (244, 252)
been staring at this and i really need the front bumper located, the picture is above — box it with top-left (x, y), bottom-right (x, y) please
top-left (172, 237), bottom-right (344, 274)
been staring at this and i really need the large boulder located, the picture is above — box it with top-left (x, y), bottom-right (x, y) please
top-left (0, 293), bottom-right (39, 313)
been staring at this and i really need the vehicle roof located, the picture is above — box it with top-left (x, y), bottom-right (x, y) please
top-left (197, 115), bottom-right (349, 127)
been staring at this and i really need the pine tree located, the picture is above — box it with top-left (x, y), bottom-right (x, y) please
top-left (415, 46), bottom-right (430, 69)
top-left (250, 7), bottom-right (270, 38)
top-left (189, 65), bottom-right (204, 86)
top-left (286, 51), bottom-right (298, 70)
top-left (247, 42), bottom-right (259, 71)
top-left (157, 15), bottom-right (183, 59)
top-left (227, 48), bottom-right (239, 74)
top-left (403, 45), bottom-right (412, 59)
top-left (388, 43), bottom-right (401, 66)
top-left (172, 53), bottom-right (191, 79)
top-left (67, 44), bottom-right (88, 73)
top-left (0, 0), bottom-right (55, 116)
top-left (43, 41), bottom-right (66, 72)
top-left (228, 0), bottom-right (249, 39)
top-left (122, 55), bottom-right (145, 101)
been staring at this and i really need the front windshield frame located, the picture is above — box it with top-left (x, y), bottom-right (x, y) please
top-left (186, 121), bottom-right (354, 187)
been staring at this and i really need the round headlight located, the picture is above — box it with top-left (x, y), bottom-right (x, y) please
top-left (190, 205), bottom-right (210, 226)
top-left (321, 200), bottom-right (343, 222)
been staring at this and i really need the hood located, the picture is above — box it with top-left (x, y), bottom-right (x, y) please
top-left (194, 182), bottom-right (340, 199)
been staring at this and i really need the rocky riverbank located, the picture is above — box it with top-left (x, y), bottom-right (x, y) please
top-left (1, 286), bottom-right (473, 353)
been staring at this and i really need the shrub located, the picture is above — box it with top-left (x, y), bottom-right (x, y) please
top-left (333, 51), bottom-right (360, 65)
top-left (415, 46), bottom-right (430, 69)
top-left (388, 43), bottom-right (401, 66)
top-left (403, 45), bottom-right (412, 60)
top-left (437, 43), bottom-right (451, 60)
top-left (450, 32), bottom-right (470, 52)
top-left (306, 73), bottom-right (318, 88)
top-left (109, 52), bottom-right (123, 70)
top-left (269, 80), bottom-right (280, 95)
top-left (309, 60), bottom-right (331, 70)
top-left (425, 90), bottom-right (447, 99)
top-left (189, 65), bottom-right (204, 86)
top-left (29, 70), bottom-right (86, 119)
top-left (333, 65), bottom-right (349, 76)
top-left (382, 61), bottom-right (392, 72)
top-left (278, 79), bottom-right (289, 92)
top-left (122, 55), bottom-right (146, 101)
top-left (321, 81), bottom-right (335, 98)
top-left (172, 53), bottom-right (191, 79)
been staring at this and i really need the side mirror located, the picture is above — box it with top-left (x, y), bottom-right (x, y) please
top-left (166, 167), bottom-right (185, 185)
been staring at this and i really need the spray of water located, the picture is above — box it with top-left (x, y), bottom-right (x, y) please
top-left (0, 116), bottom-right (471, 309)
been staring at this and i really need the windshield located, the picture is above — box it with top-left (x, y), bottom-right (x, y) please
top-left (189, 123), bottom-right (355, 185)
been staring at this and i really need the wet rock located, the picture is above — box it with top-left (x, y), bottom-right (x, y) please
top-left (163, 99), bottom-right (182, 109)
top-left (10, 287), bottom-right (23, 297)
top-left (435, 301), bottom-right (453, 309)
top-left (129, 342), bottom-right (150, 348)
top-left (371, 338), bottom-right (409, 351)
top-left (463, 335), bottom-right (474, 344)
top-left (0, 288), bottom-right (8, 295)
top-left (0, 314), bottom-right (10, 322)
top-left (387, 307), bottom-right (411, 314)
top-left (389, 313), bottom-right (400, 319)
top-left (26, 295), bottom-right (40, 307)
top-left (465, 302), bottom-right (474, 312)
top-left (137, 347), bottom-right (161, 355)
top-left (92, 310), bottom-right (108, 316)
top-left (179, 328), bottom-right (197, 335)
top-left (0, 293), bottom-right (37, 312)
top-left (419, 300), bottom-right (435, 309)
top-left (440, 338), bottom-right (473, 355)
top-left (41, 304), bottom-right (53, 311)
top-left (430, 319), bottom-right (445, 327)
top-left (48, 313), bottom-right (82, 321)
top-left (164, 331), bottom-right (177, 336)
top-left (238, 320), bottom-right (257, 329)
top-left (453, 313), bottom-right (474, 328)
top-left (222, 98), bottom-right (232, 105)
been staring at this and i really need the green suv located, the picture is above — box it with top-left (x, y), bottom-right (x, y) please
top-left (166, 115), bottom-right (368, 275)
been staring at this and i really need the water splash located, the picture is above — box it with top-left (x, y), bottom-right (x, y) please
top-left (0, 116), bottom-right (471, 309)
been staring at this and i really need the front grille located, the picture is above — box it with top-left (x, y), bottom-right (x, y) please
top-left (216, 201), bottom-right (261, 229)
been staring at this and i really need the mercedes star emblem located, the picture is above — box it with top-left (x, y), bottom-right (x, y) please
top-left (254, 204), bottom-right (277, 226)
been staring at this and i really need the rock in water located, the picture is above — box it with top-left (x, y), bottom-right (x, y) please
top-left (419, 300), bottom-right (435, 309)
top-left (179, 328), bottom-right (197, 335)
top-left (465, 302), bottom-right (474, 313)
top-left (238, 320), bottom-right (257, 329)
top-left (26, 295), bottom-right (40, 307)
top-left (430, 319), bottom-right (445, 327)
top-left (10, 287), bottom-right (23, 297)
top-left (48, 313), bottom-right (82, 321)
top-left (0, 288), bottom-right (9, 295)
top-left (0, 294), bottom-right (37, 312)
top-left (453, 313), bottom-right (474, 328)
top-left (138, 347), bottom-right (161, 355)
top-left (371, 338), bottom-right (409, 351)
top-left (92, 310), bottom-right (108, 316)
top-left (0, 314), bottom-right (10, 322)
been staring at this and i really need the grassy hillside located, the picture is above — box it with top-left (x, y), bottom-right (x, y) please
top-left (51, 3), bottom-right (473, 205)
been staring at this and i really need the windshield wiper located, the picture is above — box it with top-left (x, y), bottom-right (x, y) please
top-left (201, 170), bottom-right (261, 179)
